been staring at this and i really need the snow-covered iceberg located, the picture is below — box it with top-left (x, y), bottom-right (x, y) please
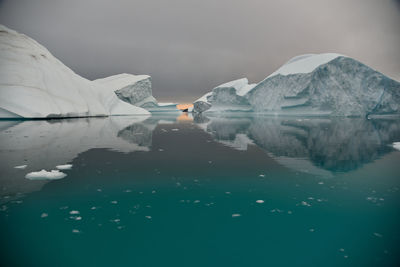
top-left (95, 74), bottom-right (180, 112)
top-left (194, 54), bottom-right (400, 117)
top-left (0, 25), bottom-right (150, 118)
top-left (248, 53), bottom-right (400, 116)
top-left (193, 78), bottom-right (256, 113)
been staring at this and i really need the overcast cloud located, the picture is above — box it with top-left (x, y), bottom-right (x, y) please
top-left (0, 0), bottom-right (399, 102)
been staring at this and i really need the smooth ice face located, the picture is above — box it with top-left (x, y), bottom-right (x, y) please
top-left (0, 25), bottom-right (150, 118)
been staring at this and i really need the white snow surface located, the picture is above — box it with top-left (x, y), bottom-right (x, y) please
top-left (25, 169), bottom-right (67, 180)
top-left (267, 53), bottom-right (344, 78)
top-left (0, 25), bottom-right (150, 118)
top-left (94, 74), bottom-right (150, 90)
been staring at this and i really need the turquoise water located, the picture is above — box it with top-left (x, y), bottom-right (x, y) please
top-left (0, 114), bottom-right (400, 266)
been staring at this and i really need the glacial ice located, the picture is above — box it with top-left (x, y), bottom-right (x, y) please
top-left (193, 53), bottom-right (400, 117)
top-left (193, 78), bottom-right (255, 113)
top-left (0, 25), bottom-right (150, 118)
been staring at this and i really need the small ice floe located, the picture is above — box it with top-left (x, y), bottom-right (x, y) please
top-left (56, 164), bottom-right (73, 170)
top-left (392, 142), bottom-right (400, 151)
top-left (171, 128), bottom-right (179, 131)
top-left (158, 149), bottom-right (164, 152)
top-left (318, 181), bottom-right (324, 185)
top-left (145, 216), bottom-right (152, 219)
top-left (225, 192), bottom-right (231, 195)
top-left (309, 228), bottom-right (315, 232)
top-left (97, 188), bottom-right (102, 192)
top-left (300, 201), bottom-right (311, 207)
top-left (90, 206), bottom-right (97, 210)
top-left (208, 161), bottom-right (212, 164)
top-left (25, 169), bottom-right (66, 180)
top-left (339, 248), bottom-right (345, 252)
top-left (161, 129), bottom-right (167, 132)
top-left (256, 200), bottom-right (265, 204)
top-left (193, 200), bottom-right (200, 203)
top-left (72, 229), bottom-right (80, 234)
top-left (14, 165), bottom-right (27, 169)
top-left (69, 210), bottom-right (80, 215)
top-left (124, 189), bottom-right (132, 193)
top-left (373, 232), bottom-right (383, 238)
top-left (110, 200), bottom-right (118, 204)
top-left (70, 216), bottom-right (82, 221)
top-left (287, 210), bottom-right (293, 214)
top-left (41, 213), bottom-right (48, 218)
top-left (259, 174), bottom-right (265, 178)
top-left (232, 213), bottom-right (241, 218)
top-left (152, 190), bottom-right (156, 194)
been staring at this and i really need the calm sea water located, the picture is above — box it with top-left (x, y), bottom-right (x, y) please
top-left (0, 113), bottom-right (400, 266)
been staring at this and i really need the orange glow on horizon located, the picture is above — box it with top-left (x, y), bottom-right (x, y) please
top-left (176, 103), bottom-right (193, 110)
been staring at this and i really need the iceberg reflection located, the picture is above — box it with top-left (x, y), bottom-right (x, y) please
top-left (195, 115), bottom-right (400, 175)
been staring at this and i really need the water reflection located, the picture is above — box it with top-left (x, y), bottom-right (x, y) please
top-left (1, 114), bottom-right (400, 199)
top-left (194, 115), bottom-right (400, 175)
top-left (0, 115), bottom-right (172, 197)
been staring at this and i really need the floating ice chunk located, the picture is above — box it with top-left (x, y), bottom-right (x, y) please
top-left (232, 213), bottom-right (241, 218)
top-left (171, 128), bottom-right (179, 131)
top-left (256, 200), bottom-right (265, 204)
top-left (145, 216), bottom-right (152, 219)
top-left (72, 229), bottom-right (80, 233)
top-left (56, 164), bottom-right (73, 170)
top-left (25, 169), bottom-right (66, 180)
top-left (69, 210), bottom-right (80, 215)
top-left (259, 174), bottom-right (265, 178)
top-left (14, 165), bottom-right (27, 169)
top-left (194, 200), bottom-right (200, 203)
top-left (393, 142), bottom-right (400, 151)
top-left (110, 200), bottom-right (118, 204)
top-left (41, 213), bottom-right (48, 218)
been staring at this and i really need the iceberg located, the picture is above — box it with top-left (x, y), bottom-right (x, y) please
top-left (193, 78), bottom-right (256, 113)
top-left (248, 53), bottom-right (400, 117)
top-left (0, 25), bottom-right (150, 118)
top-left (193, 54), bottom-right (400, 117)
top-left (95, 74), bottom-right (180, 112)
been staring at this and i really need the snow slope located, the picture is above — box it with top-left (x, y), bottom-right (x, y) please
top-left (0, 25), bottom-right (150, 118)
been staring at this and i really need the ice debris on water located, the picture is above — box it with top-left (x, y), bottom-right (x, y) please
top-left (41, 213), bottom-right (48, 218)
top-left (56, 164), bottom-right (73, 170)
top-left (256, 200), bottom-right (265, 204)
top-left (232, 214), bottom-right (241, 218)
top-left (14, 165), bottom-right (27, 169)
top-left (25, 169), bottom-right (66, 180)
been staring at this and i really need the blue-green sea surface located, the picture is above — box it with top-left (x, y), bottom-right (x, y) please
top-left (0, 114), bottom-right (400, 266)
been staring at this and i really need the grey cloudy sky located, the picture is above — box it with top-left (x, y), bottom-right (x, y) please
top-left (0, 0), bottom-right (399, 102)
